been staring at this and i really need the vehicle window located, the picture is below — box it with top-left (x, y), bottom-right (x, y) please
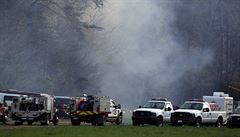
top-left (180, 102), bottom-right (203, 110)
top-left (55, 98), bottom-right (71, 109)
top-left (234, 107), bottom-right (240, 113)
top-left (165, 103), bottom-right (171, 108)
top-left (110, 101), bottom-right (116, 107)
top-left (143, 102), bottom-right (165, 109)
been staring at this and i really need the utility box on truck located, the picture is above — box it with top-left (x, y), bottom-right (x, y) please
top-left (11, 94), bottom-right (58, 125)
top-left (203, 92), bottom-right (233, 114)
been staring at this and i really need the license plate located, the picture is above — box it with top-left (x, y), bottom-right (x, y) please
top-left (73, 117), bottom-right (78, 120)
top-left (178, 120), bottom-right (182, 123)
top-left (22, 118), bottom-right (27, 120)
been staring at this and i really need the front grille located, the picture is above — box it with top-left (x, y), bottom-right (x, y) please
top-left (232, 116), bottom-right (240, 121)
top-left (173, 112), bottom-right (191, 119)
top-left (134, 111), bottom-right (154, 117)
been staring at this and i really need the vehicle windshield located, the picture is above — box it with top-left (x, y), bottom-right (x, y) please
top-left (142, 102), bottom-right (165, 109)
top-left (180, 102), bottom-right (203, 110)
top-left (55, 98), bottom-right (71, 109)
top-left (234, 107), bottom-right (240, 113)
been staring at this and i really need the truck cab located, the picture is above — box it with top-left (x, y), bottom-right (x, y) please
top-left (107, 99), bottom-right (123, 125)
top-left (132, 98), bottom-right (174, 126)
top-left (171, 99), bottom-right (227, 127)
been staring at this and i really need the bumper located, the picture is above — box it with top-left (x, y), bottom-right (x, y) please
top-left (71, 113), bottom-right (106, 123)
top-left (170, 117), bottom-right (196, 125)
top-left (132, 116), bottom-right (157, 124)
top-left (227, 121), bottom-right (240, 127)
top-left (11, 113), bottom-right (49, 122)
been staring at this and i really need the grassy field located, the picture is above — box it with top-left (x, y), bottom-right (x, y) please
top-left (0, 125), bottom-right (240, 137)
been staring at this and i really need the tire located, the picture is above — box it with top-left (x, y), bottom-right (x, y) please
top-left (97, 116), bottom-right (106, 126)
top-left (53, 119), bottom-right (59, 126)
top-left (155, 117), bottom-right (163, 127)
top-left (41, 115), bottom-right (50, 126)
top-left (196, 117), bottom-right (202, 127)
top-left (115, 116), bottom-right (123, 125)
top-left (216, 118), bottom-right (223, 128)
top-left (2, 115), bottom-right (6, 124)
top-left (53, 114), bottom-right (59, 125)
top-left (27, 121), bottom-right (33, 125)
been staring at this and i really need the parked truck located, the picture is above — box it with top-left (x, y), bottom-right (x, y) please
top-left (171, 92), bottom-right (233, 127)
top-left (70, 94), bottom-right (122, 126)
top-left (11, 94), bottom-right (58, 125)
top-left (132, 98), bottom-right (174, 126)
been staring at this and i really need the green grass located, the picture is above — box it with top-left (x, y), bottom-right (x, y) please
top-left (0, 125), bottom-right (240, 137)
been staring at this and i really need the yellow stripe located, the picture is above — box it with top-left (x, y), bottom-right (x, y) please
top-left (76, 111), bottom-right (99, 115)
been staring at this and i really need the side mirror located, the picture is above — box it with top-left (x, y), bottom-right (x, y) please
top-left (117, 104), bottom-right (121, 109)
top-left (165, 107), bottom-right (172, 111)
top-left (203, 108), bottom-right (209, 112)
top-left (139, 106), bottom-right (142, 108)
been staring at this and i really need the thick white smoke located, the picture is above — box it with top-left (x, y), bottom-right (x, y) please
top-left (85, 0), bottom-right (213, 107)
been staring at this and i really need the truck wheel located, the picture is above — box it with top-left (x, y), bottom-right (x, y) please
top-left (196, 118), bottom-right (202, 127)
top-left (52, 114), bottom-right (59, 125)
top-left (115, 116), bottom-right (123, 125)
top-left (41, 115), bottom-right (50, 126)
top-left (2, 115), bottom-right (6, 124)
top-left (53, 119), bottom-right (59, 126)
top-left (27, 121), bottom-right (33, 125)
top-left (155, 117), bottom-right (163, 127)
top-left (216, 118), bottom-right (223, 128)
top-left (97, 116), bottom-right (106, 126)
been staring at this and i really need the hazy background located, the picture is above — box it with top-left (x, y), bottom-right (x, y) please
top-left (1, 0), bottom-right (240, 107)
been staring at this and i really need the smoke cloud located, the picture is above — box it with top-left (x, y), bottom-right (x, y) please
top-left (87, 0), bottom-right (213, 107)
top-left (0, 0), bottom-right (216, 107)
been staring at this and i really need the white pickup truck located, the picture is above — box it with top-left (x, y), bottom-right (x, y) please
top-left (171, 99), bottom-right (228, 127)
top-left (132, 98), bottom-right (174, 126)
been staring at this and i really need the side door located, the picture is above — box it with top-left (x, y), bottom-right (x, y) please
top-left (163, 103), bottom-right (172, 122)
top-left (201, 104), bottom-right (211, 123)
top-left (109, 100), bottom-right (118, 118)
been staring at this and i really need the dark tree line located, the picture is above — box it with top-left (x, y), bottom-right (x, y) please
top-left (172, 0), bottom-right (240, 101)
